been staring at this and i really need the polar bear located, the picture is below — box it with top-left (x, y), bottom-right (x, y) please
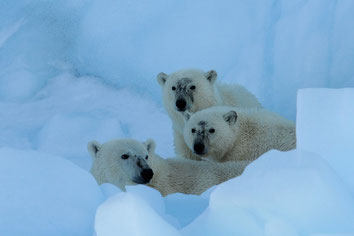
top-left (183, 106), bottom-right (296, 162)
top-left (88, 138), bottom-right (250, 196)
top-left (88, 139), bottom-right (154, 191)
top-left (157, 69), bottom-right (262, 160)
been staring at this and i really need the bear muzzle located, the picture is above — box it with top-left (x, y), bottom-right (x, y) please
top-left (138, 168), bottom-right (154, 184)
top-left (175, 98), bottom-right (187, 111)
top-left (193, 142), bottom-right (207, 155)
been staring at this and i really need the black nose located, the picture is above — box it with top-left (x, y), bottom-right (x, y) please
top-left (176, 99), bottom-right (187, 111)
top-left (141, 168), bottom-right (154, 182)
top-left (193, 142), bottom-right (205, 155)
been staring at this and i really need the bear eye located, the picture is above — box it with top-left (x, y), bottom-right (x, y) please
top-left (191, 128), bottom-right (196, 133)
top-left (145, 155), bottom-right (149, 160)
top-left (121, 154), bottom-right (129, 160)
top-left (190, 85), bottom-right (196, 90)
top-left (209, 128), bottom-right (215, 133)
top-left (172, 86), bottom-right (176, 91)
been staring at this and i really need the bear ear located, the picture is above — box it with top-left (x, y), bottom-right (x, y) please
top-left (204, 70), bottom-right (217, 84)
top-left (183, 111), bottom-right (191, 122)
top-left (157, 72), bottom-right (168, 86)
top-left (144, 139), bottom-right (156, 154)
top-left (88, 141), bottom-right (101, 158)
top-left (223, 110), bottom-right (238, 125)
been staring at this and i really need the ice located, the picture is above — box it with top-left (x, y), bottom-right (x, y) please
top-left (163, 190), bottom-right (213, 229)
top-left (0, 0), bottom-right (354, 235)
top-left (99, 183), bottom-right (123, 199)
top-left (37, 114), bottom-right (123, 168)
top-left (0, 73), bottom-right (173, 169)
top-left (0, 1), bottom-right (89, 102)
top-left (0, 148), bottom-right (104, 236)
top-left (95, 148), bottom-right (354, 235)
top-left (0, 69), bottom-right (43, 102)
top-left (182, 150), bottom-right (354, 235)
top-left (72, 0), bottom-right (354, 120)
top-left (97, 183), bottom-right (213, 230)
top-left (95, 192), bottom-right (180, 236)
top-left (297, 88), bottom-right (354, 192)
top-left (1, 1), bottom-right (354, 119)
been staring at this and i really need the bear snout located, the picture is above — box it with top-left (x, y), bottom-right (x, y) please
top-left (141, 168), bottom-right (154, 183)
top-left (176, 98), bottom-right (187, 111)
top-left (193, 142), bottom-right (206, 155)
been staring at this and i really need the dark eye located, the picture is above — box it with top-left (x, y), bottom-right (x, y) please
top-left (190, 85), bottom-right (196, 90)
top-left (209, 128), bottom-right (215, 133)
top-left (121, 154), bottom-right (129, 160)
top-left (145, 155), bottom-right (149, 160)
top-left (191, 128), bottom-right (196, 133)
top-left (172, 86), bottom-right (176, 91)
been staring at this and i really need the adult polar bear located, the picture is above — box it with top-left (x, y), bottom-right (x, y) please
top-left (157, 69), bottom-right (262, 160)
top-left (183, 106), bottom-right (296, 162)
top-left (88, 138), bottom-right (250, 196)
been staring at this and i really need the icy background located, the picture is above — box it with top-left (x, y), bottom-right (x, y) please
top-left (0, 0), bottom-right (354, 235)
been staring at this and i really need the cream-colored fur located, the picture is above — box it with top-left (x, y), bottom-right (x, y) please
top-left (157, 69), bottom-right (262, 160)
top-left (88, 138), bottom-right (250, 196)
top-left (144, 139), bottom-right (250, 196)
top-left (88, 139), bottom-right (152, 191)
top-left (183, 106), bottom-right (296, 162)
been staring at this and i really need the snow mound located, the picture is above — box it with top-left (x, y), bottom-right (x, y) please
top-left (297, 88), bottom-right (354, 192)
top-left (95, 149), bottom-right (354, 235)
top-left (95, 192), bottom-right (179, 236)
top-left (0, 148), bottom-right (104, 236)
top-left (95, 88), bottom-right (354, 235)
top-left (183, 150), bottom-right (354, 235)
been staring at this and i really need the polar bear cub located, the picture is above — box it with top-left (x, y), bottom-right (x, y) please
top-left (157, 69), bottom-right (262, 160)
top-left (88, 138), bottom-right (250, 196)
top-left (183, 106), bottom-right (296, 162)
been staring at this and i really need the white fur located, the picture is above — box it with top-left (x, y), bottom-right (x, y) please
top-left (88, 139), bottom-right (151, 191)
top-left (157, 69), bottom-right (262, 160)
top-left (88, 138), bottom-right (250, 196)
top-left (183, 106), bottom-right (296, 162)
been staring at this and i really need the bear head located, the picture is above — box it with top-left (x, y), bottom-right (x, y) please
top-left (157, 69), bottom-right (219, 115)
top-left (88, 139), bottom-right (155, 191)
top-left (183, 107), bottom-right (238, 160)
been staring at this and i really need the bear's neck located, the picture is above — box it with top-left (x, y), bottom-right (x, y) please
top-left (226, 115), bottom-right (256, 161)
top-left (147, 153), bottom-right (170, 196)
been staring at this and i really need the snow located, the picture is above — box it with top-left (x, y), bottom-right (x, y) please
top-left (0, 73), bottom-right (173, 169)
top-left (0, 0), bottom-right (354, 235)
top-left (95, 192), bottom-right (180, 236)
top-left (182, 150), bottom-right (354, 235)
top-left (0, 148), bottom-right (103, 236)
top-left (94, 88), bottom-right (354, 235)
top-left (95, 150), bottom-right (354, 236)
top-left (1, 0), bottom-right (354, 119)
top-left (297, 88), bottom-right (354, 193)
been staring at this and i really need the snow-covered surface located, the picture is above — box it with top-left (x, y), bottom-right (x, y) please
top-left (95, 192), bottom-right (179, 236)
top-left (297, 88), bottom-right (354, 193)
top-left (182, 150), bottom-right (354, 236)
top-left (95, 148), bottom-right (354, 235)
top-left (1, 1), bottom-right (354, 119)
top-left (1, 0), bottom-right (354, 235)
top-left (0, 73), bottom-right (173, 170)
top-left (0, 148), bottom-right (103, 236)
